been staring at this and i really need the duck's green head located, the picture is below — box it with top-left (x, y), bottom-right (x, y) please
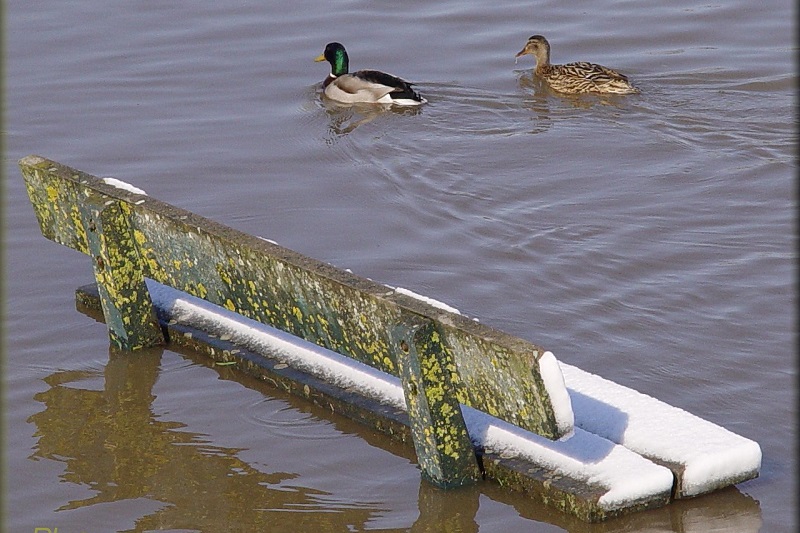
top-left (315, 42), bottom-right (349, 76)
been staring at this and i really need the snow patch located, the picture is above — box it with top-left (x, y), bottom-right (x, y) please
top-left (538, 351), bottom-right (575, 438)
top-left (560, 362), bottom-right (761, 496)
top-left (140, 281), bottom-right (756, 508)
top-left (101, 177), bottom-right (147, 196)
top-left (394, 286), bottom-right (461, 315)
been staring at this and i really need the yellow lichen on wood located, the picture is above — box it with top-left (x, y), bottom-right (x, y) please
top-left (19, 155), bottom-right (567, 441)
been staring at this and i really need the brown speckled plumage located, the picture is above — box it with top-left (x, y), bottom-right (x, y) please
top-left (516, 35), bottom-right (639, 95)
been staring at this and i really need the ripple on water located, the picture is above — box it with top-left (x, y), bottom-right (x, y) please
top-left (6, 0), bottom-right (795, 529)
top-left (240, 396), bottom-right (347, 442)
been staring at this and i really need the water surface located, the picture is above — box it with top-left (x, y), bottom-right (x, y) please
top-left (5, 0), bottom-right (796, 531)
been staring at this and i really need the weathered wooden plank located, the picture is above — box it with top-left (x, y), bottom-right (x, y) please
top-left (391, 315), bottom-right (481, 487)
top-left (79, 196), bottom-right (165, 350)
top-left (19, 155), bottom-right (569, 440)
top-left (74, 282), bottom-right (673, 522)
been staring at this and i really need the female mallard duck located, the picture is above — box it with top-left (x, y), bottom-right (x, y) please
top-left (315, 42), bottom-right (426, 106)
top-left (515, 35), bottom-right (639, 95)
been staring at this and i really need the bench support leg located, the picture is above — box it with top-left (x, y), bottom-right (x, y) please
top-left (80, 198), bottom-right (165, 350)
top-left (392, 316), bottom-right (481, 488)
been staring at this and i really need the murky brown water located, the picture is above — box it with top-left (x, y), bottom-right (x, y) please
top-left (5, 1), bottom-right (796, 531)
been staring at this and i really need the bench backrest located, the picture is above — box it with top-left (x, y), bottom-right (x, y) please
top-left (20, 155), bottom-right (572, 441)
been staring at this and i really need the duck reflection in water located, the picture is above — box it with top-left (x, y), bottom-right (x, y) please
top-left (320, 98), bottom-right (423, 137)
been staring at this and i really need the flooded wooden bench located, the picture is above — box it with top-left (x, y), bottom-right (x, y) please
top-left (20, 155), bottom-right (761, 522)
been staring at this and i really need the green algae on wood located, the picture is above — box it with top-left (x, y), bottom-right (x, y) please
top-left (391, 315), bottom-right (481, 488)
top-left (74, 282), bottom-right (675, 523)
top-left (79, 196), bottom-right (165, 350)
top-left (19, 155), bottom-right (568, 441)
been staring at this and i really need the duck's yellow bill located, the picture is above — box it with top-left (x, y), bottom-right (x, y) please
top-left (314, 54), bottom-right (326, 62)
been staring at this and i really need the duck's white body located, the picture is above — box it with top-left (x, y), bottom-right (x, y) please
top-left (316, 43), bottom-right (426, 106)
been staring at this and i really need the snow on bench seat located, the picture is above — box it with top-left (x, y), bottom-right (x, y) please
top-left (145, 281), bottom-right (675, 510)
top-left (560, 363), bottom-right (761, 497)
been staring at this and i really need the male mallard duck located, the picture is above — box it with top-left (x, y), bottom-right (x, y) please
top-left (515, 35), bottom-right (638, 95)
top-left (315, 42), bottom-right (426, 106)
